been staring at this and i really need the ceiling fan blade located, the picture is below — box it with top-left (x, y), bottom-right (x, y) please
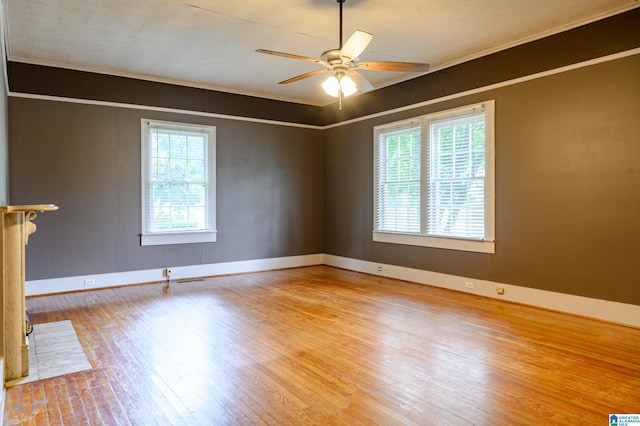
top-left (256, 49), bottom-right (323, 65)
top-left (340, 30), bottom-right (373, 61)
top-left (278, 69), bottom-right (327, 84)
top-left (356, 61), bottom-right (430, 72)
top-left (347, 70), bottom-right (374, 93)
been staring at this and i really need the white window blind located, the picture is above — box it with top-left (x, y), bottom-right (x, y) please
top-left (427, 111), bottom-right (486, 239)
top-left (141, 120), bottom-right (216, 246)
top-left (373, 101), bottom-right (495, 253)
top-left (375, 125), bottom-right (422, 233)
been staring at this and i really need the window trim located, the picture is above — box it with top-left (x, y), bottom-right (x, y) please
top-left (140, 119), bottom-right (217, 246)
top-left (373, 101), bottom-right (495, 254)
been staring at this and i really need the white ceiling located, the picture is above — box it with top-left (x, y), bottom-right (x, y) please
top-left (4, 0), bottom-right (639, 106)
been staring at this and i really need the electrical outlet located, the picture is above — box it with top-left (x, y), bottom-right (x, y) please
top-left (84, 279), bottom-right (95, 287)
top-left (496, 287), bottom-right (505, 295)
top-left (377, 266), bottom-right (383, 272)
top-left (465, 281), bottom-right (474, 289)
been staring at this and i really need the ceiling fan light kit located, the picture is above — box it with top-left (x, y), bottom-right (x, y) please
top-left (322, 73), bottom-right (357, 97)
top-left (257, 0), bottom-right (430, 108)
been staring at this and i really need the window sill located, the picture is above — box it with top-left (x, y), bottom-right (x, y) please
top-left (140, 230), bottom-right (217, 246)
top-left (372, 231), bottom-right (494, 254)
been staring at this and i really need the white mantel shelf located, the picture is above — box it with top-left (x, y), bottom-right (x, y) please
top-left (0, 205), bottom-right (58, 213)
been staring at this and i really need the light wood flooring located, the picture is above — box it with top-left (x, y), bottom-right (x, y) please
top-left (5, 266), bottom-right (640, 425)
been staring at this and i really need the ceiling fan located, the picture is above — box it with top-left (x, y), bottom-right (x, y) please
top-left (256, 0), bottom-right (430, 108)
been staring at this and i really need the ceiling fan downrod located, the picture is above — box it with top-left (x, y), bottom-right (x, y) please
top-left (338, 0), bottom-right (345, 48)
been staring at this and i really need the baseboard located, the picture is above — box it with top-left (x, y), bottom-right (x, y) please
top-left (25, 253), bottom-right (640, 328)
top-left (25, 254), bottom-right (324, 296)
top-left (323, 254), bottom-right (640, 328)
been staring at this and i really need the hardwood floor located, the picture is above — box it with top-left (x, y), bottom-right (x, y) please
top-left (5, 266), bottom-right (640, 425)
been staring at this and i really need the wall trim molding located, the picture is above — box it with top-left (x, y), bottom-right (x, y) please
top-left (323, 255), bottom-right (640, 329)
top-left (7, 91), bottom-right (324, 130)
top-left (323, 47), bottom-right (640, 129)
top-left (7, 48), bottom-right (640, 131)
top-left (26, 253), bottom-right (640, 328)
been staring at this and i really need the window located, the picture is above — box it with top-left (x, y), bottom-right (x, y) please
top-left (373, 101), bottom-right (495, 253)
top-left (141, 119), bottom-right (216, 246)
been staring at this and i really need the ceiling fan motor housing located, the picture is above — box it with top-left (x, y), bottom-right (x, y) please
top-left (322, 49), bottom-right (349, 65)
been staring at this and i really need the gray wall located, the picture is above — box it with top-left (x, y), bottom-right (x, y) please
top-left (9, 99), bottom-right (324, 280)
top-left (0, 12), bottom-right (7, 362)
top-left (0, 47), bottom-right (7, 204)
top-left (324, 54), bottom-right (640, 305)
